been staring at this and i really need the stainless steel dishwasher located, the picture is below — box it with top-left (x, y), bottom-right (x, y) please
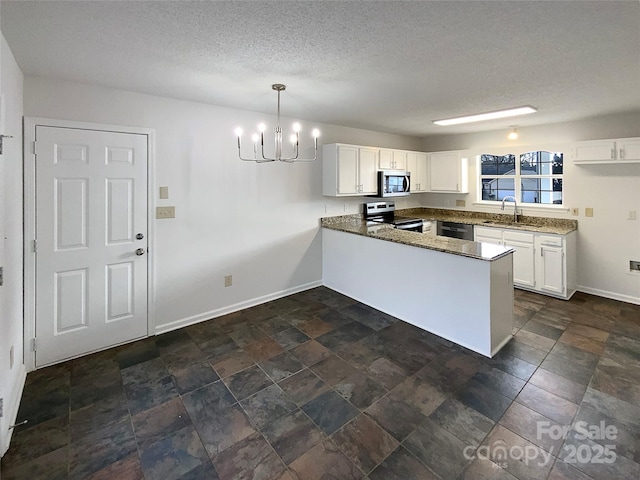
top-left (437, 221), bottom-right (475, 240)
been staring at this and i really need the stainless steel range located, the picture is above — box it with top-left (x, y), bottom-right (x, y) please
top-left (363, 201), bottom-right (424, 232)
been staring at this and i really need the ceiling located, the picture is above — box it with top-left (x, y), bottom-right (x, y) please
top-left (2, 0), bottom-right (639, 136)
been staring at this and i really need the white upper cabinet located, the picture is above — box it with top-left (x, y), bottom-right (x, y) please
top-left (407, 152), bottom-right (428, 192)
top-left (379, 149), bottom-right (407, 170)
top-left (358, 147), bottom-right (379, 194)
top-left (323, 144), bottom-right (378, 196)
top-left (617, 138), bottom-right (640, 161)
top-left (428, 151), bottom-right (469, 193)
top-left (572, 137), bottom-right (640, 164)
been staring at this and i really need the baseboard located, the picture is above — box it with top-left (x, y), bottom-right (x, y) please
top-left (1, 364), bottom-right (27, 457)
top-left (576, 285), bottom-right (640, 306)
top-left (154, 280), bottom-right (323, 335)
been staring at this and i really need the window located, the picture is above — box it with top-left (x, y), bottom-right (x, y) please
top-left (479, 149), bottom-right (563, 205)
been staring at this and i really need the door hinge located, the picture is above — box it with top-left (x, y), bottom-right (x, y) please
top-left (31, 338), bottom-right (37, 352)
top-left (33, 239), bottom-right (37, 253)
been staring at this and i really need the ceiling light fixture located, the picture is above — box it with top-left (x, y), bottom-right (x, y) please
top-left (508, 127), bottom-right (519, 140)
top-left (235, 84), bottom-right (320, 163)
top-left (433, 106), bottom-right (537, 126)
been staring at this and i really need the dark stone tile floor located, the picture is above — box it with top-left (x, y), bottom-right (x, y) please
top-left (2, 287), bottom-right (640, 479)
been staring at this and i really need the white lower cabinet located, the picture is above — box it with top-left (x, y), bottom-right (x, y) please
top-left (475, 226), bottom-right (576, 299)
top-left (503, 231), bottom-right (535, 288)
top-left (537, 235), bottom-right (564, 295)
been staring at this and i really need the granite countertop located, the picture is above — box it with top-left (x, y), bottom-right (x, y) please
top-left (321, 215), bottom-right (514, 261)
top-left (399, 207), bottom-right (578, 235)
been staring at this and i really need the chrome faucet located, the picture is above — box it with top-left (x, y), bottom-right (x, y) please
top-left (501, 195), bottom-right (519, 223)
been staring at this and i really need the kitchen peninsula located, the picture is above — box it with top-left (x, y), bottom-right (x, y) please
top-left (321, 214), bottom-right (515, 357)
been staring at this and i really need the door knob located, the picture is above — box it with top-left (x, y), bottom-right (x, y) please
top-left (136, 233), bottom-right (144, 240)
top-left (135, 248), bottom-right (145, 256)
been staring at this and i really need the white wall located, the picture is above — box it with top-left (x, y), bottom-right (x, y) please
top-left (24, 77), bottom-right (422, 333)
top-left (0, 32), bottom-right (25, 456)
top-left (420, 112), bottom-right (640, 304)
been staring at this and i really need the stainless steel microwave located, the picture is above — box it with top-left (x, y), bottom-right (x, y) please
top-left (377, 170), bottom-right (411, 197)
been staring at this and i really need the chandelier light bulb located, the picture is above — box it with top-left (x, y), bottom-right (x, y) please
top-left (508, 127), bottom-right (519, 140)
top-left (290, 134), bottom-right (298, 144)
top-left (292, 122), bottom-right (301, 133)
top-left (258, 123), bottom-right (266, 133)
top-left (251, 133), bottom-right (259, 143)
top-left (312, 129), bottom-right (320, 138)
top-left (234, 127), bottom-right (243, 137)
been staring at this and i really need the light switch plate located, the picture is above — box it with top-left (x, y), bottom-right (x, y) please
top-left (571, 208), bottom-right (579, 216)
top-left (585, 207), bottom-right (594, 217)
top-left (159, 186), bottom-right (169, 199)
top-left (156, 206), bottom-right (175, 219)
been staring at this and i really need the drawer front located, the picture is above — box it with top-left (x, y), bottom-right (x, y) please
top-left (537, 235), bottom-right (563, 247)
top-left (503, 230), bottom-right (534, 244)
top-left (475, 227), bottom-right (502, 240)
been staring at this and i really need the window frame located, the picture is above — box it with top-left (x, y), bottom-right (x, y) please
top-left (476, 145), bottom-right (565, 208)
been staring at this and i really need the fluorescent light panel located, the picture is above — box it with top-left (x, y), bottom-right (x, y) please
top-left (433, 106), bottom-right (537, 126)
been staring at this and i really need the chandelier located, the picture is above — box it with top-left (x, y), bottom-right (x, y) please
top-left (235, 84), bottom-right (320, 163)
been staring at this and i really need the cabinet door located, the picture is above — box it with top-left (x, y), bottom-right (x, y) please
top-left (618, 138), bottom-right (640, 161)
top-left (379, 149), bottom-right (394, 169)
top-left (504, 239), bottom-right (535, 287)
top-left (359, 147), bottom-right (379, 194)
top-left (392, 150), bottom-right (407, 170)
top-left (407, 152), bottom-right (428, 192)
top-left (429, 152), bottom-right (461, 191)
top-left (336, 145), bottom-right (359, 194)
top-left (539, 244), bottom-right (564, 294)
top-left (572, 140), bottom-right (616, 163)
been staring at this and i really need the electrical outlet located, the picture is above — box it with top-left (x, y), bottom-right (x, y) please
top-left (324, 204), bottom-right (331, 214)
top-left (159, 186), bottom-right (169, 199)
top-left (630, 261), bottom-right (640, 272)
top-left (456, 199), bottom-right (466, 207)
top-left (571, 208), bottom-right (579, 216)
top-left (344, 203), bottom-right (349, 212)
top-left (156, 206), bottom-right (175, 219)
top-left (224, 275), bottom-right (232, 287)
top-left (585, 207), bottom-right (594, 217)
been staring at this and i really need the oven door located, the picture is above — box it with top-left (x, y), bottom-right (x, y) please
top-left (378, 171), bottom-right (410, 197)
top-left (395, 221), bottom-right (423, 232)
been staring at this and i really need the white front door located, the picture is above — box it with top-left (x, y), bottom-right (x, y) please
top-left (35, 126), bottom-right (149, 366)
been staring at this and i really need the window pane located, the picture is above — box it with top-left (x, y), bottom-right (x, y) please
top-left (520, 151), bottom-right (563, 175)
top-left (521, 178), bottom-right (563, 204)
top-left (480, 154), bottom-right (515, 175)
top-left (481, 177), bottom-right (516, 201)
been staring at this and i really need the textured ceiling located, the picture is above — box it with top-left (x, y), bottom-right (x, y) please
top-left (2, 0), bottom-right (639, 136)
